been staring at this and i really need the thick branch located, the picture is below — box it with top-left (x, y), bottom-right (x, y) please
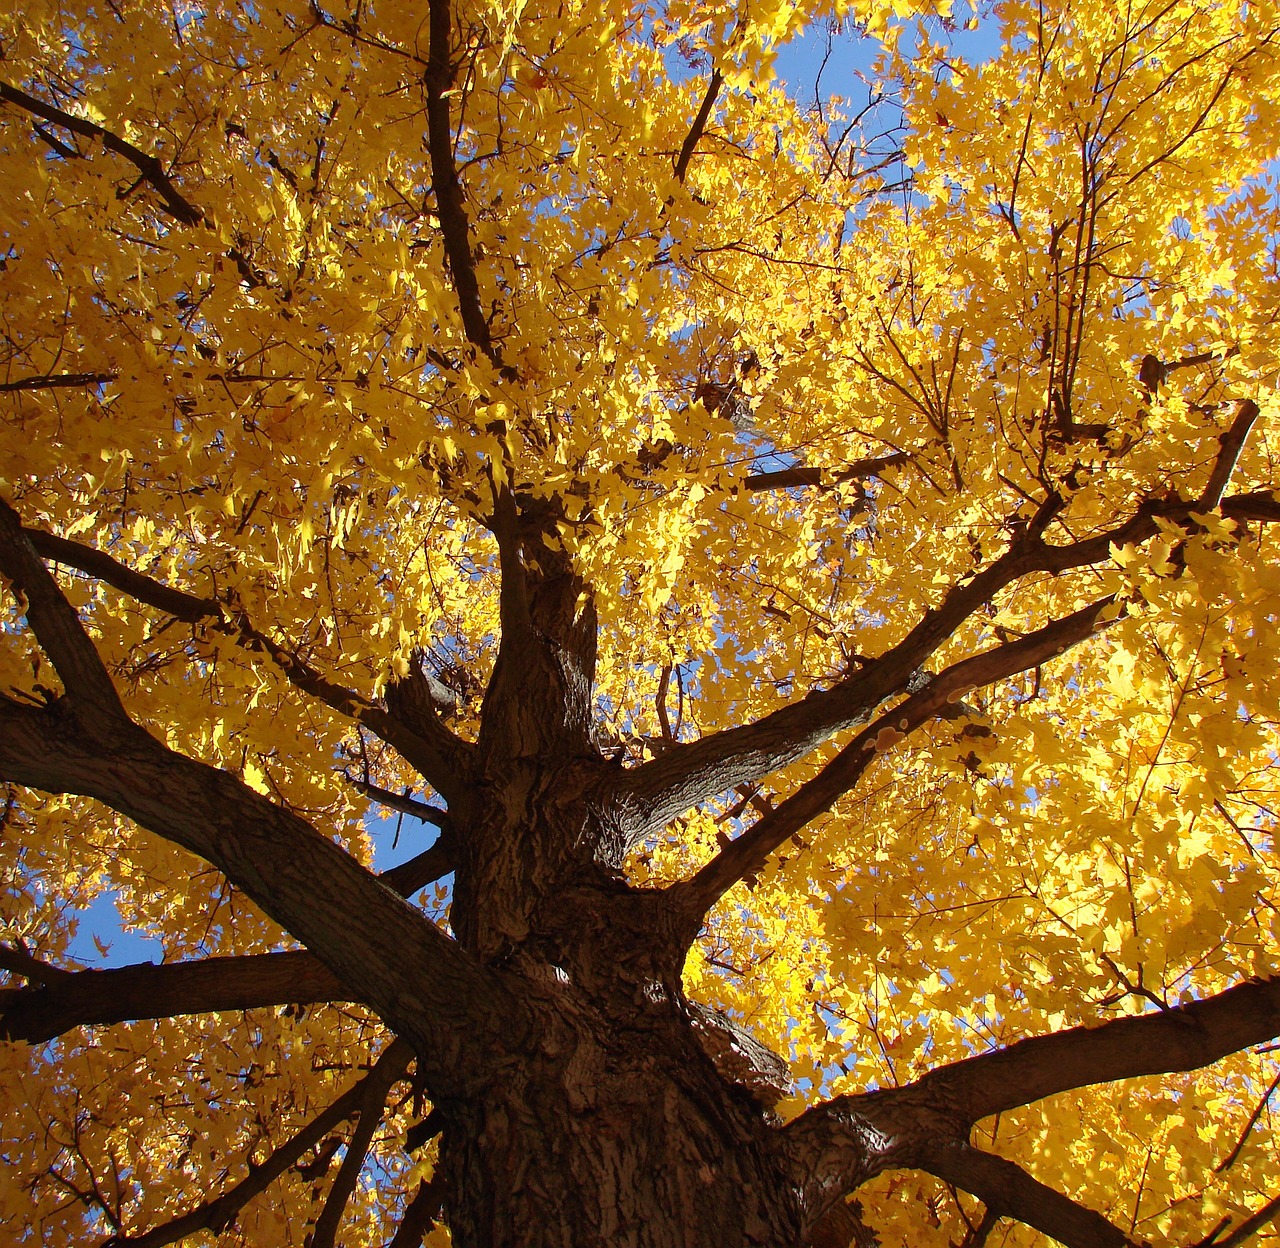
top-left (0, 507), bottom-right (520, 1088)
top-left (2, 831), bottom-right (454, 1043)
top-left (670, 595), bottom-right (1115, 925)
top-left (386, 1176), bottom-right (447, 1248)
top-left (912, 975), bottom-right (1280, 1125)
top-left (103, 1040), bottom-right (411, 1248)
top-left (21, 521), bottom-right (475, 806)
top-left (0, 80), bottom-right (203, 224)
top-left (620, 474), bottom-right (1279, 842)
top-left (786, 977), bottom-right (1280, 1235)
top-left (0, 500), bottom-right (127, 721)
top-left (923, 1143), bottom-right (1135, 1248)
top-left (348, 775), bottom-right (451, 828)
top-left (0, 697), bottom-right (504, 1082)
top-left (1, 951), bottom-right (339, 1043)
top-left (25, 526), bottom-right (220, 623)
top-left (379, 834), bottom-right (456, 895)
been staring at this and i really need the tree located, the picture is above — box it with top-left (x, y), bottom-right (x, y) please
top-left (2, 0), bottom-right (1280, 1242)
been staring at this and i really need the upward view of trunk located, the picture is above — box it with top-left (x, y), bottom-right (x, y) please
top-left (6, 465), bottom-right (1280, 1248)
top-left (4, 0), bottom-right (1280, 1242)
top-left (418, 528), bottom-right (810, 1244)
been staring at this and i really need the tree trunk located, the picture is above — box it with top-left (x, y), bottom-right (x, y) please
top-left (424, 526), bottom-right (810, 1243)
top-left (437, 992), bottom-right (804, 1247)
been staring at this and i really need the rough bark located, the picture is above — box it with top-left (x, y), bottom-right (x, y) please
top-left (6, 475), bottom-right (1280, 1246)
top-left (0, 833), bottom-right (452, 1042)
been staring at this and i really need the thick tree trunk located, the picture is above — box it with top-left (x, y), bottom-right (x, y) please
top-left (437, 997), bottom-right (803, 1247)
top-left (425, 526), bottom-right (810, 1243)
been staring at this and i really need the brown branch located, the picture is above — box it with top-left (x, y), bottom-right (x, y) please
top-left (1214, 1069), bottom-right (1280, 1173)
top-left (0, 693), bottom-right (500, 1068)
top-left (0, 943), bottom-right (71, 985)
top-left (347, 776), bottom-right (451, 828)
top-left (1201, 1192), bottom-right (1280, 1248)
top-left (0, 80), bottom-right (203, 225)
top-left (744, 465), bottom-right (825, 491)
top-left (959, 1205), bottom-right (1001, 1248)
top-left (616, 495), bottom-right (1065, 841)
top-left (742, 453), bottom-right (910, 493)
top-left (1222, 491), bottom-right (1280, 525)
top-left (0, 498), bottom-right (127, 722)
top-left (1200, 400), bottom-right (1260, 510)
top-left (786, 978), bottom-right (1280, 1243)
top-left (24, 526), bottom-right (220, 624)
top-left (913, 976), bottom-right (1280, 1126)
top-left (673, 69), bottom-right (723, 184)
top-left (923, 1142), bottom-right (1135, 1248)
top-left (385, 1175), bottom-right (447, 1248)
top-left (1, 838), bottom-right (454, 1043)
top-left (423, 0), bottom-right (497, 363)
top-left (670, 594), bottom-right (1115, 925)
top-left (620, 465), bottom-right (1280, 844)
top-left (0, 508), bottom-right (521, 1086)
top-left (0, 372), bottom-right (117, 393)
top-left (20, 521), bottom-right (475, 806)
top-left (102, 1040), bottom-right (412, 1248)
top-left (311, 1045), bottom-right (403, 1248)
top-left (378, 834), bottom-right (456, 896)
top-left (1, 951), bottom-right (339, 1044)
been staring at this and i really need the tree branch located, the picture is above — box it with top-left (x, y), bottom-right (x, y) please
top-left (1199, 400), bottom-right (1260, 510)
top-left (0, 371), bottom-right (117, 393)
top-left (785, 977), bottom-right (1280, 1238)
top-left (1, 951), bottom-right (339, 1044)
top-left (0, 80), bottom-right (203, 225)
top-left (385, 1176), bottom-right (447, 1248)
top-left (911, 976), bottom-right (1280, 1125)
top-left (0, 504), bottom-right (521, 1087)
top-left (742, 453), bottom-right (910, 494)
top-left (0, 500), bottom-right (128, 722)
top-left (1202, 1192), bottom-right (1280, 1248)
top-left (618, 473), bottom-right (1280, 844)
top-left (1, 836), bottom-right (454, 1043)
top-left (311, 1044), bottom-right (402, 1248)
top-left (673, 69), bottom-right (723, 184)
top-left (20, 520), bottom-right (475, 807)
top-left (347, 775), bottom-right (452, 828)
top-left (102, 1040), bottom-right (412, 1248)
top-left (423, 0), bottom-right (498, 363)
top-left (922, 1142), bottom-right (1136, 1248)
top-left (670, 595), bottom-right (1116, 925)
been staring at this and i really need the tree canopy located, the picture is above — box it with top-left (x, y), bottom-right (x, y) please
top-left (2, 0), bottom-right (1280, 1244)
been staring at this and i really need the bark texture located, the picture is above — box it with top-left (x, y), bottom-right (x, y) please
top-left (6, 484), bottom-right (1280, 1248)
